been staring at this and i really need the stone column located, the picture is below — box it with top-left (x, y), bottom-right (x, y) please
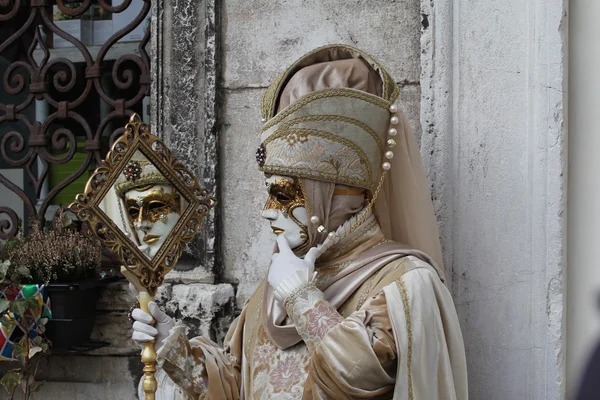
top-left (146, 0), bottom-right (235, 397)
top-left (420, 1), bottom-right (568, 398)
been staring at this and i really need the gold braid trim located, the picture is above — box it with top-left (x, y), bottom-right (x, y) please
top-left (277, 114), bottom-right (384, 156)
top-left (263, 128), bottom-right (373, 181)
top-left (261, 165), bottom-right (375, 193)
top-left (244, 280), bottom-right (266, 361)
top-left (262, 89), bottom-right (390, 131)
top-left (114, 173), bottom-right (170, 197)
top-left (396, 277), bottom-right (414, 400)
top-left (261, 70), bottom-right (287, 120)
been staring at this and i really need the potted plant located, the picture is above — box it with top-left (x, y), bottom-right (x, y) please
top-left (3, 210), bottom-right (105, 350)
top-left (0, 258), bottom-right (51, 399)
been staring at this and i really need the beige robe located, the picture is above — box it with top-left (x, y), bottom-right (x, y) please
top-left (156, 253), bottom-right (467, 400)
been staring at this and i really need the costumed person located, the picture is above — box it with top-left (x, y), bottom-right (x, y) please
top-left (113, 155), bottom-right (183, 259)
top-left (130, 44), bottom-right (468, 399)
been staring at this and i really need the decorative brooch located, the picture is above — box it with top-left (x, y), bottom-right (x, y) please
top-left (256, 143), bottom-right (266, 167)
top-left (124, 161), bottom-right (142, 181)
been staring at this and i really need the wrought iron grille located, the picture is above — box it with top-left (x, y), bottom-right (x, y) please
top-left (0, 0), bottom-right (150, 239)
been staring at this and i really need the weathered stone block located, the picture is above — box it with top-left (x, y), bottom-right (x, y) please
top-left (0, 356), bottom-right (143, 400)
top-left (88, 311), bottom-right (138, 356)
top-left (165, 263), bottom-right (215, 285)
top-left (223, 0), bottom-right (421, 88)
top-left (96, 280), bottom-right (137, 311)
top-left (36, 355), bottom-right (142, 384)
top-left (167, 283), bottom-right (236, 344)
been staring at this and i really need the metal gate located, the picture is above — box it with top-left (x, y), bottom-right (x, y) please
top-left (0, 0), bottom-right (150, 238)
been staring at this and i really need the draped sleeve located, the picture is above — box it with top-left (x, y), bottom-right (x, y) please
top-left (303, 289), bottom-right (397, 398)
top-left (285, 255), bottom-right (466, 399)
top-left (283, 279), bottom-right (398, 398)
top-left (156, 306), bottom-right (246, 400)
top-left (383, 257), bottom-right (468, 400)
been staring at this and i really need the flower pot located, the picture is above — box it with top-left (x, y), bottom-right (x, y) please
top-left (44, 276), bottom-right (116, 350)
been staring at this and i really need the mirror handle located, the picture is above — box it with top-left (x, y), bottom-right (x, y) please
top-left (139, 290), bottom-right (157, 400)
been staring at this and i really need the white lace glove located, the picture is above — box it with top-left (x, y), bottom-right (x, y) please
top-left (268, 235), bottom-right (320, 303)
top-left (131, 301), bottom-right (175, 349)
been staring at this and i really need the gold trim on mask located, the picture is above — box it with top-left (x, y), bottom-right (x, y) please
top-left (264, 178), bottom-right (308, 237)
top-left (124, 187), bottom-right (182, 226)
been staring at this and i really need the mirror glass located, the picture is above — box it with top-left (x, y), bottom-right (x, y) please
top-left (98, 150), bottom-right (189, 260)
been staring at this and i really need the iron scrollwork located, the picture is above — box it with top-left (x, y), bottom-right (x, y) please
top-left (0, 0), bottom-right (151, 238)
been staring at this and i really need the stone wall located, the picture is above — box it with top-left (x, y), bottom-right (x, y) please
top-left (420, 0), bottom-right (567, 398)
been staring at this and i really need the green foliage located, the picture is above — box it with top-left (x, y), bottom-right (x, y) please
top-left (53, 3), bottom-right (82, 21)
top-left (0, 371), bottom-right (21, 394)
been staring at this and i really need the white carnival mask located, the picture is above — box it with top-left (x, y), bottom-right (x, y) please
top-left (123, 183), bottom-right (182, 258)
top-left (261, 175), bottom-right (308, 250)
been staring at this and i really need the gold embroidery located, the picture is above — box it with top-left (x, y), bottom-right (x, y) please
top-left (284, 284), bottom-right (343, 353)
top-left (261, 165), bottom-right (375, 193)
top-left (283, 282), bottom-right (318, 311)
top-left (262, 88), bottom-right (390, 131)
top-left (244, 281), bottom-right (266, 361)
top-left (263, 127), bottom-right (373, 182)
top-left (277, 114), bottom-right (385, 156)
top-left (323, 219), bottom-right (379, 260)
top-left (396, 277), bottom-right (413, 400)
top-left (261, 69), bottom-right (286, 120)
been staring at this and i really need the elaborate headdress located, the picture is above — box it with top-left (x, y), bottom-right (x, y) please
top-left (114, 157), bottom-right (169, 198)
top-left (257, 44), bottom-right (444, 273)
top-left (258, 46), bottom-right (399, 193)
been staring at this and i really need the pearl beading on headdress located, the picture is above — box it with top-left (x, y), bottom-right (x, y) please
top-left (382, 103), bottom-right (398, 171)
top-left (309, 103), bottom-right (399, 240)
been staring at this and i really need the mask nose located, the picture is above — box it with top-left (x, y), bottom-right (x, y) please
top-left (134, 219), bottom-right (152, 233)
top-left (261, 209), bottom-right (278, 221)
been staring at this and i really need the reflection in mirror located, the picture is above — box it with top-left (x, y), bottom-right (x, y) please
top-left (98, 151), bottom-right (188, 259)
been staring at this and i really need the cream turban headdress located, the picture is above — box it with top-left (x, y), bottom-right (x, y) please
top-left (257, 44), bottom-right (444, 276)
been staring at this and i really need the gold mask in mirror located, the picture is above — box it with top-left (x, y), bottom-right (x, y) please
top-left (70, 114), bottom-right (215, 295)
top-left (113, 158), bottom-right (185, 259)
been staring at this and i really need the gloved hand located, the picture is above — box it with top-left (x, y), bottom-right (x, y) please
top-left (268, 235), bottom-right (320, 303)
top-left (131, 300), bottom-right (175, 349)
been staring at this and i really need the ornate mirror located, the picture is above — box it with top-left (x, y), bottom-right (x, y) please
top-left (69, 114), bottom-right (215, 399)
top-left (70, 114), bottom-right (215, 295)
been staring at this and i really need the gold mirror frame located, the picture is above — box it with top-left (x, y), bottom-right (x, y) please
top-left (69, 114), bottom-right (216, 295)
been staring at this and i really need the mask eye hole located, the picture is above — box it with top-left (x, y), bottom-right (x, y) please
top-left (148, 201), bottom-right (167, 212)
top-left (128, 207), bottom-right (140, 219)
top-left (273, 191), bottom-right (293, 203)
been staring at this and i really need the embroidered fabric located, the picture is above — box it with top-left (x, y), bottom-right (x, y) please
top-left (283, 284), bottom-right (344, 352)
top-left (156, 323), bottom-right (209, 398)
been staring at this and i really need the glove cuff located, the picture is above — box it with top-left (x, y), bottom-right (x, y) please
top-left (273, 268), bottom-right (316, 304)
top-left (156, 322), bottom-right (186, 365)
